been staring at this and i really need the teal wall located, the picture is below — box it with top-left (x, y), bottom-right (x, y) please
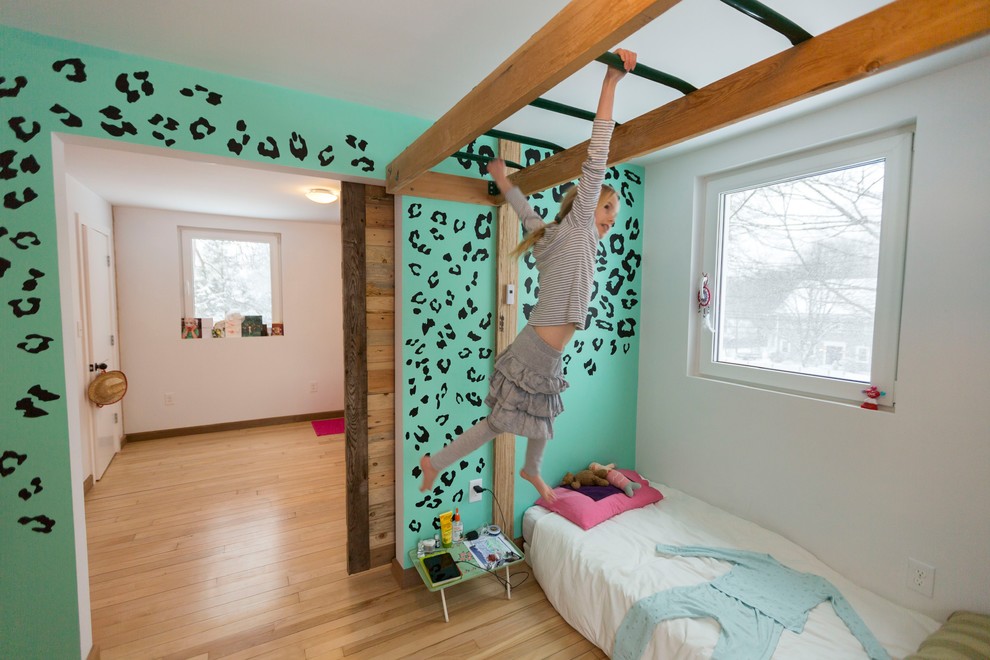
top-left (1, 24), bottom-right (642, 656)
top-left (400, 196), bottom-right (499, 546)
top-left (399, 160), bottom-right (643, 562)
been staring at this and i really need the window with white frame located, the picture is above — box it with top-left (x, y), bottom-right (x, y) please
top-left (180, 227), bottom-right (282, 327)
top-left (696, 129), bottom-right (912, 406)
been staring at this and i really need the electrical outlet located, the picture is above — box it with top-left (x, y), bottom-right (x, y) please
top-left (907, 558), bottom-right (935, 597)
top-left (164, 392), bottom-right (174, 406)
top-left (309, 381), bottom-right (318, 393)
top-left (469, 478), bottom-right (483, 503)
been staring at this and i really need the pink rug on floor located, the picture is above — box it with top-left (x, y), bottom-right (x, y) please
top-left (311, 418), bottom-right (345, 436)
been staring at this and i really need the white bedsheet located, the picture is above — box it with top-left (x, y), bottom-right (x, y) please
top-left (525, 483), bottom-right (938, 659)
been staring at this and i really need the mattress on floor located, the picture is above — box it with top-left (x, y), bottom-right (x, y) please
top-left (524, 483), bottom-right (940, 659)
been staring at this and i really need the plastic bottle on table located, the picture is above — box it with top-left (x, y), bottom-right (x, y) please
top-left (451, 508), bottom-right (463, 543)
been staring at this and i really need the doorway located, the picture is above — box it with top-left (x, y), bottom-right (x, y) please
top-left (52, 134), bottom-right (397, 645)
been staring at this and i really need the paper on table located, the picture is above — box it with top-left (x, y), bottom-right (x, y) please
top-left (465, 534), bottom-right (517, 568)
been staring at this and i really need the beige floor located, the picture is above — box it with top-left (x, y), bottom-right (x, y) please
top-left (85, 422), bottom-right (605, 659)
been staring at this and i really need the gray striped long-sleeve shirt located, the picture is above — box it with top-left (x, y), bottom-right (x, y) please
top-left (504, 118), bottom-right (614, 329)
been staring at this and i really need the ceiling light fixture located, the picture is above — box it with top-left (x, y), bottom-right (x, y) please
top-left (305, 188), bottom-right (338, 204)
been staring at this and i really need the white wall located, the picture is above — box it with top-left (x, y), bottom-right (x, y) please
top-left (638, 54), bottom-right (990, 619)
top-left (114, 207), bottom-right (343, 433)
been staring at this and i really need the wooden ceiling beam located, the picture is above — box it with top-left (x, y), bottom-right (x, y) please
top-left (395, 171), bottom-right (494, 206)
top-left (510, 0), bottom-right (990, 196)
top-left (385, 0), bottom-right (684, 196)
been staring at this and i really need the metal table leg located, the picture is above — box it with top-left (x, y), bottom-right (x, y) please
top-left (441, 587), bottom-right (449, 622)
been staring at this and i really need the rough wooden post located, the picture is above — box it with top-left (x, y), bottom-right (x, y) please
top-left (341, 182), bottom-right (370, 573)
top-left (341, 183), bottom-right (397, 573)
top-left (492, 140), bottom-right (521, 538)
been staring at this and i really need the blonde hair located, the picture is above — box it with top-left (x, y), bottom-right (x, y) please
top-left (511, 184), bottom-right (618, 258)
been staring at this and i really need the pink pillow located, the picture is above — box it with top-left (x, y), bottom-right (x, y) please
top-left (535, 469), bottom-right (663, 530)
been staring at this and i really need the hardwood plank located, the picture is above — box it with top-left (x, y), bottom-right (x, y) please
top-left (366, 281), bottom-right (395, 297)
top-left (385, 0), bottom-right (683, 194)
top-left (367, 392), bottom-right (394, 412)
top-left (86, 423), bottom-right (593, 659)
top-left (368, 438), bottom-right (394, 458)
top-left (350, 586), bottom-right (550, 657)
top-left (365, 228), bottom-right (394, 248)
top-left (364, 186), bottom-right (394, 229)
top-left (365, 245), bottom-right (393, 268)
top-left (367, 327), bottom-right (395, 349)
top-left (366, 261), bottom-right (395, 287)
top-left (369, 543), bottom-right (396, 568)
top-left (365, 294), bottom-right (394, 314)
top-left (368, 428), bottom-right (395, 447)
top-left (365, 312), bottom-right (394, 330)
top-left (368, 367), bottom-right (395, 394)
top-left (511, 0), bottom-right (990, 195)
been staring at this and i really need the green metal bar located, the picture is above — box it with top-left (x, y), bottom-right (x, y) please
top-left (484, 129), bottom-right (564, 153)
top-left (719, 0), bottom-right (813, 45)
top-left (452, 151), bottom-right (524, 171)
top-left (526, 97), bottom-right (625, 125)
top-left (528, 97), bottom-right (597, 122)
top-left (596, 52), bottom-right (697, 95)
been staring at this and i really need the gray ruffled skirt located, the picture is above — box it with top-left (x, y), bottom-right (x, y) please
top-left (485, 324), bottom-right (568, 440)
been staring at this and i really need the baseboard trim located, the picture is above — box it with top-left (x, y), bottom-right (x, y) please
top-left (83, 474), bottom-right (94, 494)
top-left (87, 643), bottom-right (100, 659)
top-left (391, 557), bottom-right (422, 589)
top-left (123, 410), bottom-right (344, 443)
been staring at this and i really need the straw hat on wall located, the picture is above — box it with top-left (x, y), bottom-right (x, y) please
top-left (87, 370), bottom-right (128, 407)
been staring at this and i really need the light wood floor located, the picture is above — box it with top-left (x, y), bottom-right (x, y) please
top-left (86, 422), bottom-right (606, 659)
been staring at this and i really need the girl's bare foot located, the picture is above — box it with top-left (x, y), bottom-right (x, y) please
top-left (419, 454), bottom-right (438, 492)
top-left (521, 469), bottom-right (557, 503)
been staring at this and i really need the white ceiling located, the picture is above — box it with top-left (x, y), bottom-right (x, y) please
top-left (61, 137), bottom-right (346, 223)
top-left (4, 0), bottom-right (987, 221)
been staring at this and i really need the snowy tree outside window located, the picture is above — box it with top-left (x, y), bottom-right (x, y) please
top-left (718, 160), bottom-right (883, 382)
top-left (698, 130), bottom-right (912, 406)
top-left (180, 228), bottom-right (282, 326)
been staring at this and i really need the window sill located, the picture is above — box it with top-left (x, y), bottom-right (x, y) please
top-left (690, 373), bottom-right (896, 413)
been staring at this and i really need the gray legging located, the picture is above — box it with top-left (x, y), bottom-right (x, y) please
top-left (428, 417), bottom-right (548, 478)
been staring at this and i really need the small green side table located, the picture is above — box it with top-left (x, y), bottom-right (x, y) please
top-left (408, 534), bottom-right (525, 622)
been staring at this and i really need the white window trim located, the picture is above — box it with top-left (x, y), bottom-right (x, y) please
top-left (693, 129), bottom-right (913, 407)
top-left (179, 226), bottom-right (283, 323)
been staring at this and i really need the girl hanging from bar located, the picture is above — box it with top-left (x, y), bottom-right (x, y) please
top-left (420, 48), bottom-right (637, 502)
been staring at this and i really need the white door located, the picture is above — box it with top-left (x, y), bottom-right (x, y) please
top-left (82, 224), bottom-right (118, 479)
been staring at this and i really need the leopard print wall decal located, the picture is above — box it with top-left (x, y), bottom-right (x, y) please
top-left (1, 47), bottom-right (392, 547)
top-left (1, 29), bottom-right (644, 655)
top-left (0, 26), bottom-right (458, 656)
top-left (403, 198), bottom-right (495, 529)
top-left (401, 149), bottom-right (643, 538)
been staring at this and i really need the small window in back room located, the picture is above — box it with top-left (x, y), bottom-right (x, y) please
top-left (696, 129), bottom-right (913, 407)
top-left (179, 227), bottom-right (282, 332)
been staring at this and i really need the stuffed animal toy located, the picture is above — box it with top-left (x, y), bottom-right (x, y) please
top-left (561, 468), bottom-right (610, 490)
top-left (590, 462), bottom-right (642, 497)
